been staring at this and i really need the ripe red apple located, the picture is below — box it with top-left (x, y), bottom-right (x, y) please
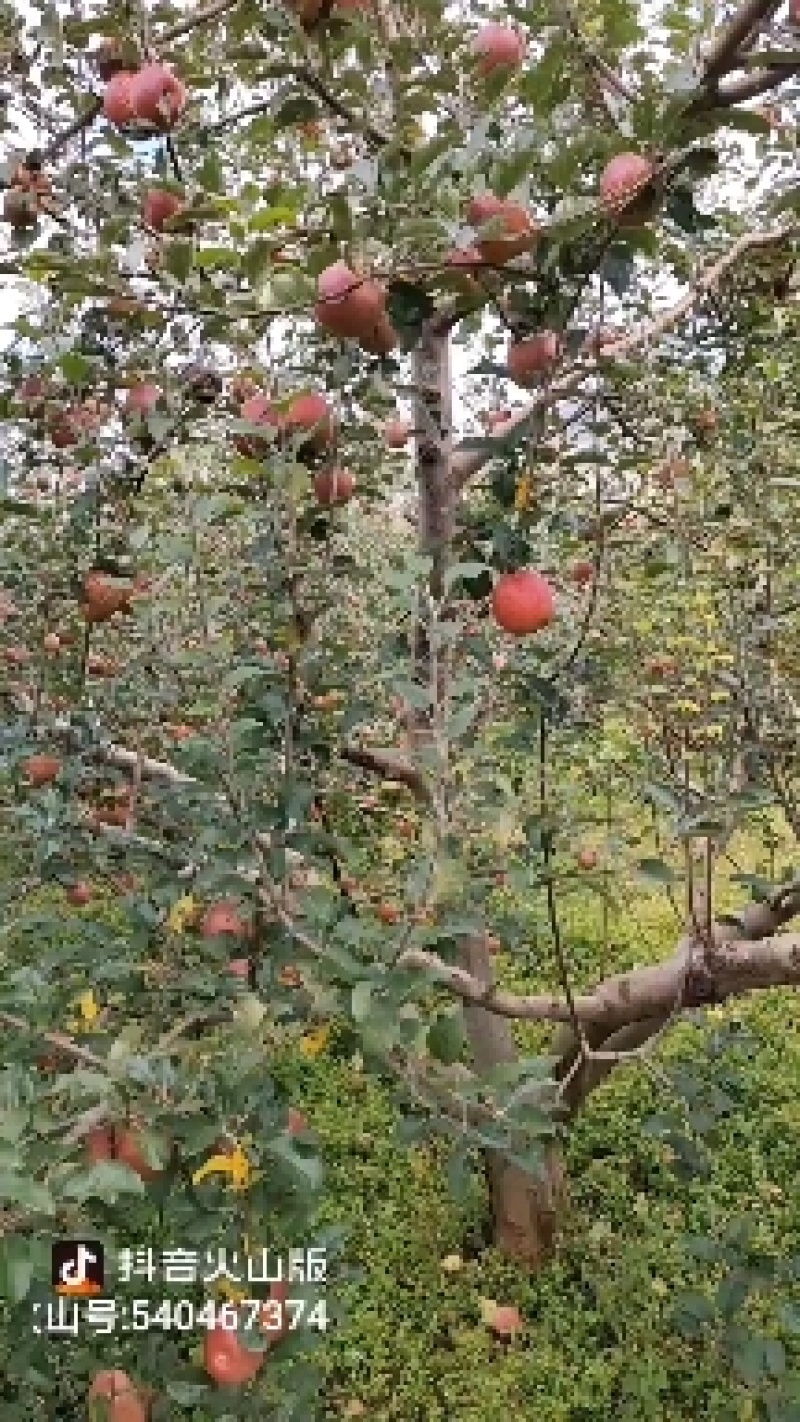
top-left (203, 1320), bottom-right (265, 1385)
top-left (284, 392), bottom-right (336, 450)
top-left (49, 404), bottom-right (93, 448)
top-left (128, 62), bottom-right (187, 130)
top-left (67, 881), bottom-right (93, 907)
top-left (43, 632), bottom-right (61, 654)
top-left (577, 848), bottom-right (598, 870)
top-left (314, 466), bottom-right (355, 506)
top-left (315, 261), bottom-right (386, 339)
top-left (491, 1304), bottom-right (523, 1339)
top-left (82, 572), bottom-right (134, 623)
top-left (694, 406), bottom-right (718, 434)
top-left (124, 382), bottom-right (161, 418)
top-left (23, 753), bottom-right (61, 787)
top-left (384, 418), bottom-right (410, 448)
top-left (377, 902), bottom-right (401, 925)
top-left (17, 374), bottom-right (51, 415)
top-left (102, 71), bottom-right (136, 127)
top-left (599, 153), bottom-right (656, 226)
top-left (287, 1107), bottom-right (308, 1134)
top-left (115, 1124), bottom-right (163, 1181)
top-left (507, 332), bottom-right (561, 385)
top-left (202, 900), bottom-right (249, 938)
top-left (228, 958), bottom-right (249, 979)
top-left (648, 655), bottom-right (677, 678)
top-left (86, 653), bottom-right (119, 677)
top-left (492, 570), bottom-right (556, 635)
top-left (467, 193), bottom-right (536, 265)
top-left (570, 559), bottom-right (594, 587)
top-left (85, 1125), bottom-right (115, 1163)
top-left (87, 1368), bottom-right (148, 1422)
top-left (142, 187), bottom-right (184, 232)
top-left (236, 391), bottom-right (280, 456)
top-left (473, 23), bottom-right (525, 76)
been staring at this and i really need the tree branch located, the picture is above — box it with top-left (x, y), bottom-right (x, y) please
top-left (450, 223), bottom-right (796, 492)
top-left (340, 745), bottom-right (429, 799)
top-left (397, 928), bottom-right (800, 1031)
top-left (701, 0), bottom-right (784, 86)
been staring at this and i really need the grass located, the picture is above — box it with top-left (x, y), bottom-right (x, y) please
top-left (274, 829), bottom-right (800, 1422)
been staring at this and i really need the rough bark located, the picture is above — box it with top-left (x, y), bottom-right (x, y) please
top-left (413, 321), bottom-right (568, 1269)
top-left (461, 935), bottom-right (568, 1269)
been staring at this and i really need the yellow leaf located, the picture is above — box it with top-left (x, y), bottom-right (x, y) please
top-left (216, 1278), bottom-right (249, 1303)
top-left (167, 895), bottom-right (198, 933)
top-left (300, 1023), bottom-right (331, 1059)
top-left (76, 990), bottom-right (100, 1027)
top-left (514, 473), bottom-right (533, 512)
top-left (192, 1144), bottom-right (253, 1191)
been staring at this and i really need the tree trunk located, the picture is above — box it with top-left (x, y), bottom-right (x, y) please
top-left (461, 935), bottom-right (569, 1268)
top-left (413, 323), bottom-right (568, 1268)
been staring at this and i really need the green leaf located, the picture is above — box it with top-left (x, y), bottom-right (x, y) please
top-left (392, 680), bottom-right (431, 711)
top-left (0, 1238), bottom-right (36, 1302)
top-left (0, 1170), bottom-right (55, 1214)
top-left (448, 700), bottom-right (479, 739)
top-left (445, 561), bottom-right (490, 592)
top-left (351, 980), bottom-right (374, 1023)
top-left (426, 1011), bottom-right (466, 1065)
top-left (386, 281), bottom-right (436, 349)
top-left (446, 1145), bottom-right (477, 1203)
top-left (265, 1135), bottom-right (323, 1192)
top-left (163, 239), bottom-right (194, 281)
top-left (61, 1162), bottom-right (145, 1204)
top-left (274, 95), bottom-right (320, 129)
top-left (59, 351), bottom-right (93, 386)
top-left (636, 857), bottom-right (679, 885)
top-left (165, 1383), bottom-right (211, 1403)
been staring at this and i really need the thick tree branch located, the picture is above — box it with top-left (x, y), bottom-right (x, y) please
top-left (397, 928), bottom-right (800, 1031)
top-left (701, 0), bottom-right (784, 85)
top-left (714, 65), bottom-right (800, 105)
top-left (340, 745), bottom-right (429, 799)
top-left (451, 223), bottom-right (796, 492)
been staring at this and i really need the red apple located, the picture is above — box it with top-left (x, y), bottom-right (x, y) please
top-left (124, 382), bottom-right (161, 418)
top-left (570, 559), bottom-right (594, 587)
top-left (599, 153), bottom-right (656, 226)
top-left (142, 187), bottom-right (184, 232)
top-left (102, 72), bottom-right (136, 127)
top-left (315, 261), bottom-right (386, 339)
top-left (235, 392), bottom-right (280, 456)
top-left (23, 753), bottom-right (61, 787)
top-left (87, 1369), bottom-right (148, 1422)
top-left (314, 466), bottom-right (355, 506)
top-left (507, 332), bottom-right (561, 385)
top-left (384, 418), bottom-right (410, 448)
top-left (492, 570), bottom-right (556, 635)
top-left (129, 62), bottom-right (187, 131)
top-left (467, 193), bottom-right (536, 265)
top-left (202, 900), bottom-right (249, 938)
top-left (473, 24), bottom-right (525, 77)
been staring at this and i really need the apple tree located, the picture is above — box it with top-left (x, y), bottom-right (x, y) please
top-left (1, 0), bottom-right (800, 1414)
